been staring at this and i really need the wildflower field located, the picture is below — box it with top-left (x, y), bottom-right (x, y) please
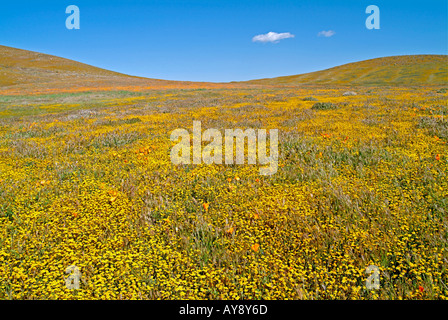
top-left (0, 86), bottom-right (447, 299)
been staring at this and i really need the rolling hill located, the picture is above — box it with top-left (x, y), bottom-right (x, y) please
top-left (243, 55), bottom-right (448, 86)
top-left (0, 45), bottom-right (170, 87)
top-left (0, 45), bottom-right (235, 95)
top-left (0, 45), bottom-right (447, 95)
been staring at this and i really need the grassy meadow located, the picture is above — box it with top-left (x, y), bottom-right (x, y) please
top-left (0, 86), bottom-right (447, 299)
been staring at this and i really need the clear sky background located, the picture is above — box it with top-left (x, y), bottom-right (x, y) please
top-left (0, 0), bottom-right (447, 82)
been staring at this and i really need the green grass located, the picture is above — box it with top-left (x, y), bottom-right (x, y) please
top-left (311, 102), bottom-right (337, 110)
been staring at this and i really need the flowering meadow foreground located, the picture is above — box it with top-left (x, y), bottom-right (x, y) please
top-left (0, 86), bottom-right (446, 299)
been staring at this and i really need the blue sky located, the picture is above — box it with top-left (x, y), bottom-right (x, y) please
top-left (0, 0), bottom-right (447, 82)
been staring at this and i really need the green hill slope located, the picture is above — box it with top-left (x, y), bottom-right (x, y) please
top-left (0, 45), bottom-right (181, 94)
top-left (1, 45), bottom-right (446, 90)
top-left (244, 55), bottom-right (448, 86)
top-left (0, 45), bottom-right (151, 87)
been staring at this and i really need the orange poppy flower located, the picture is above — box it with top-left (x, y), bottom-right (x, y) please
top-left (203, 203), bottom-right (209, 212)
top-left (435, 154), bottom-right (440, 161)
top-left (226, 227), bottom-right (234, 234)
top-left (251, 244), bottom-right (260, 252)
top-left (109, 190), bottom-right (118, 203)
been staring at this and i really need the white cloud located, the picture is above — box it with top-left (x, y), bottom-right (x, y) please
top-left (252, 32), bottom-right (295, 43)
top-left (317, 30), bottom-right (336, 37)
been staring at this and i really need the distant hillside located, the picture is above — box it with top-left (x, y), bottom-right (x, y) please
top-left (1, 45), bottom-right (446, 95)
top-left (0, 45), bottom-right (239, 95)
top-left (243, 55), bottom-right (448, 86)
top-left (0, 45), bottom-right (178, 91)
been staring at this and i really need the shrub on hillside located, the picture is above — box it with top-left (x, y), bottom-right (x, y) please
top-left (311, 102), bottom-right (337, 110)
top-left (303, 96), bottom-right (318, 101)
